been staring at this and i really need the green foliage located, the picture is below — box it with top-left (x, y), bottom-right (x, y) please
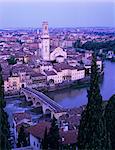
top-left (0, 64), bottom-right (11, 149)
top-left (0, 109), bottom-right (11, 149)
top-left (74, 40), bottom-right (115, 52)
top-left (17, 125), bottom-right (28, 148)
top-left (16, 39), bottom-right (24, 45)
top-left (42, 127), bottom-right (48, 150)
top-left (105, 94), bottom-right (115, 150)
top-left (77, 54), bottom-right (111, 150)
top-left (82, 40), bottom-right (115, 51)
top-left (73, 39), bottom-right (82, 48)
top-left (7, 56), bottom-right (17, 65)
top-left (48, 116), bottom-right (60, 150)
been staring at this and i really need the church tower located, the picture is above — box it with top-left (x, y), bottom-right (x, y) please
top-left (41, 21), bottom-right (50, 61)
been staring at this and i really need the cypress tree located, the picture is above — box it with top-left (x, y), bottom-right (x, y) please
top-left (77, 54), bottom-right (111, 150)
top-left (105, 94), bottom-right (115, 150)
top-left (48, 116), bottom-right (60, 150)
top-left (17, 125), bottom-right (28, 148)
top-left (0, 64), bottom-right (11, 150)
top-left (42, 127), bottom-right (48, 150)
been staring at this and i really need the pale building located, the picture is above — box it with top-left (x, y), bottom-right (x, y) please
top-left (54, 68), bottom-right (63, 83)
top-left (44, 70), bottom-right (58, 84)
top-left (71, 67), bottom-right (85, 81)
top-left (40, 62), bottom-right (53, 73)
top-left (41, 21), bottom-right (50, 61)
top-left (107, 51), bottom-right (114, 59)
top-left (56, 55), bottom-right (65, 63)
top-left (96, 59), bottom-right (103, 72)
top-left (50, 47), bottom-right (67, 62)
top-left (85, 51), bottom-right (92, 59)
top-left (53, 63), bottom-right (85, 82)
top-left (4, 76), bottom-right (21, 92)
top-left (30, 72), bottom-right (47, 88)
top-left (84, 59), bottom-right (103, 74)
top-left (61, 68), bottom-right (71, 81)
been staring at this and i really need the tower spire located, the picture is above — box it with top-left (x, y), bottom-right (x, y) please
top-left (41, 21), bottom-right (50, 61)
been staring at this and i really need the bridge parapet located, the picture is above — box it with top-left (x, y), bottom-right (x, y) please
top-left (21, 88), bottom-right (66, 118)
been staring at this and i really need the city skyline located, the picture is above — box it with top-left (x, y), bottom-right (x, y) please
top-left (0, 0), bottom-right (115, 29)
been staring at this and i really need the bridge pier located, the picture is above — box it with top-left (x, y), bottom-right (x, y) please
top-left (51, 112), bottom-right (67, 120)
top-left (23, 92), bottom-right (32, 102)
top-left (42, 104), bottom-right (51, 115)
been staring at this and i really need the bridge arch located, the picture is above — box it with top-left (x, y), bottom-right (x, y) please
top-left (48, 79), bottom-right (54, 86)
top-left (44, 108), bottom-right (51, 118)
top-left (35, 101), bottom-right (42, 106)
top-left (45, 108), bottom-right (51, 114)
top-left (36, 101), bottom-right (41, 105)
top-left (49, 79), bottom-right (54, 84)
top-left (21, 84), bottom-right (25, 88)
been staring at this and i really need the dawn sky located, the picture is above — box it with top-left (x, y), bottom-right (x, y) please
top-left (0, 0), bottom-right (115, 28)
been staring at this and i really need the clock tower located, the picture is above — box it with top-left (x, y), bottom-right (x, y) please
top-left (41, 21), bottom-right (50, 61)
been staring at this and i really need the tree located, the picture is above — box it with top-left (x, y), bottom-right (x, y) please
top-left (7, 55), bottom-right (17, 65)
top-left (17, 125), bottom-right (28, 148)
top-left (77, 54), bottom-right (111, 150)
top-left (48, 116), bottom-right (60, 150)
top-left (105, 94), bottom-right (115, 150)
top-left (74, 39), bottom-right (82, 48)
top-left (42, 127), bottom-right (48, 150)
top-left (0, 64), bottom-right (11, 150)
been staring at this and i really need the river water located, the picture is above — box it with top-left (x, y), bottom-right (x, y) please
top-left (46, 61), bottom-right (115, 108)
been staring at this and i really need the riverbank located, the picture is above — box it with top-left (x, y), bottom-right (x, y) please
top-left (44, 61), bottom-right (115, 108)
top-left (41, 73), bottom-right (104, 93)
top-left (4, 72), bottom-right (104, 99)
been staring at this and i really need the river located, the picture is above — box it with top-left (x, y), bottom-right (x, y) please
top-left (46, 61), bottom-right (115, 108)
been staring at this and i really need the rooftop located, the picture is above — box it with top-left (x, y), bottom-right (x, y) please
top-left (13, 112), bottom-right (31, 124)
top-left (44, 70), bottom-right (57, 76)
top-left (28, 121), bottom-right (78, 145)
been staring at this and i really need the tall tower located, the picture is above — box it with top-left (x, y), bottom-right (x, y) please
top-left (41, 21), bottom-right (50, 61)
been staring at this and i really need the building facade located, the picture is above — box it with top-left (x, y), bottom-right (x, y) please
top-left (41, 21), bottom-right (50, 61)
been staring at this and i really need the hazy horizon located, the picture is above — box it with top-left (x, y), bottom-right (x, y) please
top-left (0, 0), bottom-right (115, 29)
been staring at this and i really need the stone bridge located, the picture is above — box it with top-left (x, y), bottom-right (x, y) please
top-left (21, 87), bottom-right (66, 119)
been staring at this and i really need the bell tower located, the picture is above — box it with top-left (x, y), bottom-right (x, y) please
top-left (41, 21), bottom-right (50, 61)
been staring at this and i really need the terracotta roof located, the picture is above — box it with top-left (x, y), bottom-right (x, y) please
top-left (30, 72), bottom-right (45, 77)
top-left (53, 62), bottom-right (73, 70)
top-left (54, 63), bottom-right (84, 71)
top-left (13, 112), bottom-right (31, 124)
top-left (44, 70), bottom-right (57, 76)
top-left (54, 67), bottom-right (62, 72)
top-left (60, 130), bottom-right (78, 145)
top-left (28, 122), bottom-right (78, 145)
top-left (28, 122), bottom-right (51, 139)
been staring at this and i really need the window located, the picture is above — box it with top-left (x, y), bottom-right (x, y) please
top-left (45, 46), bottom-right (47, 52)
top-left (13, 81), bottom-right (17, 86)
top-left (45, 25), bottom-right (47, 30)
top-left (34, 141), bottom-right (35, 146)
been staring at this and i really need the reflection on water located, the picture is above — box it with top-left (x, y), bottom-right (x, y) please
top-left (101, 61), bottom-right (115, 100)
top-left (47, 88), bottom-right (87, 108)
top-left (47, 61), bottom-right (115, 108)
